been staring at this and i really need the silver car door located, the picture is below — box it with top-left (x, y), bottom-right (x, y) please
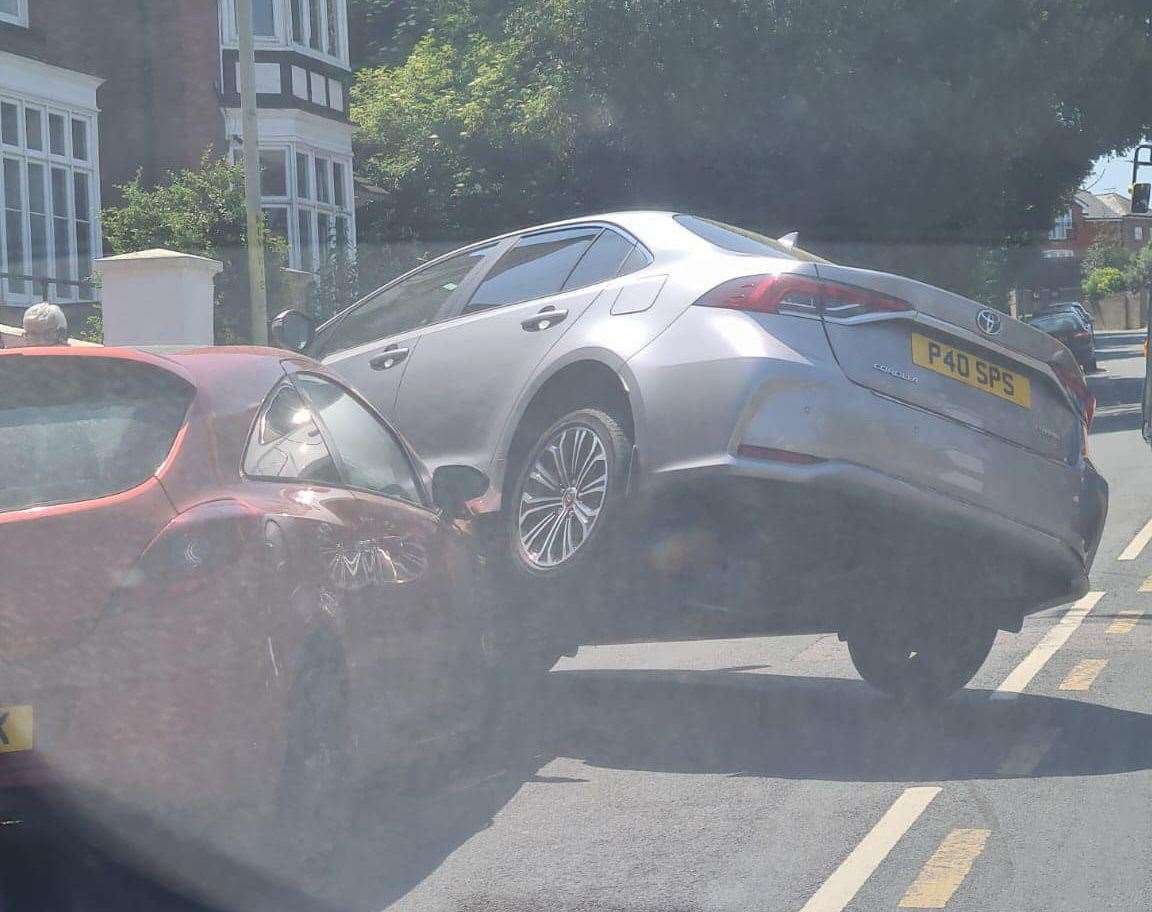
top-left (394, 226), bottom-right (619, 476)
top-left (319, 245), bottom-right (495, 418)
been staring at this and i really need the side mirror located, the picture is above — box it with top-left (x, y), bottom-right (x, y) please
top-left (431, 465), bottom-right (489, 519)
top-left (270, 309), bottom-right (315, 353)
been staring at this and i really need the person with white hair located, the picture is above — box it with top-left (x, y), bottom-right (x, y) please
top-left (22, 302), bottom-right (69, 347)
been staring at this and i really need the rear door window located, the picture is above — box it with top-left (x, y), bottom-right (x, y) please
top-left (464, 227), bottom-right (601, 313)
top-left (616, 243), bottom-right (654, 277)
top-left (561, 229), bottom-right (639, 291)
top-left (0, 357), bottom-right (193, 513)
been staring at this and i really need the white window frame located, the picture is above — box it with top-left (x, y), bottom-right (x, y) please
top-left (220, 0), bottom-right (349, 68)
top-left (0, 0), bottom-right (28, 28)
top-left (1048, 209), bottom-right (1073, 241)
top-left (287, 145), bottom-right (354, 275)
top-left (288, 0), bottom-right (348, 67)
top-left (0, 92), bottom-right (101, 307)
top-left (233, 137), bottom-right (354, 276)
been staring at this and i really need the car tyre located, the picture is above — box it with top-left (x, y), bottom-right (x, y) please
top-left (845, 617), bottom-right (997, 703)
top-left (490, 407), bottom-right (631, 677)
top-left (504, 407), bottom-right (631, 582)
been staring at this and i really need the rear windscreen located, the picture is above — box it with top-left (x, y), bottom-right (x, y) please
top-left (674, 214), bottom-right (829, 263)
top-left (1028, 313), bottom-right (1081, 334)
top-left (0, 357), bottom-right (194, 513)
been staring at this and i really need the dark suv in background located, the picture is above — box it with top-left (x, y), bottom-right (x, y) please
top-left (1025, 307), bottom-right (1097, 372)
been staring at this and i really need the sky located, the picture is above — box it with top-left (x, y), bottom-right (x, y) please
top-left (1084, 144), bottom-right (1151, 195)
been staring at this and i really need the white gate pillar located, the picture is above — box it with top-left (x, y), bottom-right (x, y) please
top-left (95, 249), bottom-right (223, 346)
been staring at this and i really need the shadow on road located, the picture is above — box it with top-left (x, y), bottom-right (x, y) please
top-left (1089, 408), bottom-right (1142, 435)
top-left (1092, 346), bottom-right (1143, 360)
top-left (1088, 375), bottom-right (1142, 410)
top-left (548, 668), bottom-right (1152, 783)
top-left (9, 664), bottom-right (1152, 911)
top-left (314, 665), bottom-right (1152, 909)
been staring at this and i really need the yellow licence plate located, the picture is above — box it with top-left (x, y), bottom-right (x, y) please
top-left (911, 333), bottom-right (1031, 409)
top-left (0, 706), bottom-right (34, 753)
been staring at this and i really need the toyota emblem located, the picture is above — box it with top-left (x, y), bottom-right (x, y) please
top-left (976, 309), bottom-right (1003, 335)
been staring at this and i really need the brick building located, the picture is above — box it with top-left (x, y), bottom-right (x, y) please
top-left (1016, 189), bottom-right (1152, 315)
top-left (0, 0), bottom-right (354, 314)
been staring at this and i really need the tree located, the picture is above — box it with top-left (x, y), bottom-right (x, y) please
top-left (1125, 242), bottom-right (1152, 292)
top-left (352, 0), bottom-right (1152, 260)
top-left (1081, 239), bottom-right (1133, 278)
top-left (348, 0), bottom-right (433, 68)
top-left (102, 153), bottom-right (286, 343)
top-left (1082, 266), bottom-right (1127, 302)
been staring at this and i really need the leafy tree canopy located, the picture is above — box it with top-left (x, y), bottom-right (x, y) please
top-left (351, 0), bottom-right (1152, 248)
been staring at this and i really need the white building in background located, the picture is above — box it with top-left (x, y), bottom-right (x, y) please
top-left (0, 0), bottom-right (355, 320)
top-left (218, 0), bottom-right (356, 275)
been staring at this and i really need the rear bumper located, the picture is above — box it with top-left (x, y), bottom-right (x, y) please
top-left (628, 456), bottom-right (1103, 638)
top-left (0, 605), bottom-right (278, 806)
top-left (628, 308), bottom-right (1106, 628)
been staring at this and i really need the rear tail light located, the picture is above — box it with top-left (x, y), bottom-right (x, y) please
top-left (1054, 360), bottom-right (1095, 428)
top-left (118, 501), bottom-right (255, 606)
top-left (694, 274), bottom-right (910, 318)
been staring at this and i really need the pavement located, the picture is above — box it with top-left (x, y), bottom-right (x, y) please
top-left (5, 331), bottom-right (1152, 911)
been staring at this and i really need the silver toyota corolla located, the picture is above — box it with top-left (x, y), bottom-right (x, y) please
top-left (284, 211), bottom-right (1107, 699)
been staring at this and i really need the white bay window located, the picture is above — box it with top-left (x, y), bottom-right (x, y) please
top-left (221, 0), bottom-right (348, 66)
top-left (252, 143), bottom-right (353, 275)
top-left (0, 85), bottom-right (100, 306)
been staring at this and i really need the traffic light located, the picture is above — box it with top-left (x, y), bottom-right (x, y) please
top-left (1133, 182), bottom-right (1151, 214)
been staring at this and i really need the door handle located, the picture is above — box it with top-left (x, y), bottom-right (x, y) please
top-left (521, 308), bottom-right (569, 332)
top-left (369, 345), bottom-right (410, 371)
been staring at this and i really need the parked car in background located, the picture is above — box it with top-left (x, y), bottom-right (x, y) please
top-left (0, 346), bottom-right (501, 907)
top-left (1025, 308), bottom-right (1097, 371)
top-left (274, 211), bottom-right (1107, 700)
top-left (1036, 302), bottom-right (1095, 332)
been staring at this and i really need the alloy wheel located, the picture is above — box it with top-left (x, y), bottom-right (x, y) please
top-left (517, 424), bottom-right (609, 569)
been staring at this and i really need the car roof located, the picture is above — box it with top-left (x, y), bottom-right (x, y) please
top-left (0, 344), bottom-right (319, 401)
top-left (421, 211), bottom-right (697, 258)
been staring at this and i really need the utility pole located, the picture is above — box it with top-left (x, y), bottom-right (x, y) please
top-left (236, 0), bottom-right (269, 344)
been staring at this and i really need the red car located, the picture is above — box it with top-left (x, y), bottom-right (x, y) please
top-left (0, 345), bottom-right (500, 900)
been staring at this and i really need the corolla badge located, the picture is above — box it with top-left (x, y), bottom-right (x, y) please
top-left (976, 309), bottom-right (1003, 336)
top-left (874, 362), bottom-right (919, 383)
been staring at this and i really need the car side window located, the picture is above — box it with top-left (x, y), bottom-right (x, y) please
top-left (616, 242), bottom-right (654, 276)
top-left (244, 385), bottom-right (342, 485)
top-left (464, 227), bottom-right (601, 314)
top-left (295, 374), bottom-right (424, 506)
top-left (324, 246), bottom-right (492, 354)
top-left (561, 229), bottom-right (637, 291)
